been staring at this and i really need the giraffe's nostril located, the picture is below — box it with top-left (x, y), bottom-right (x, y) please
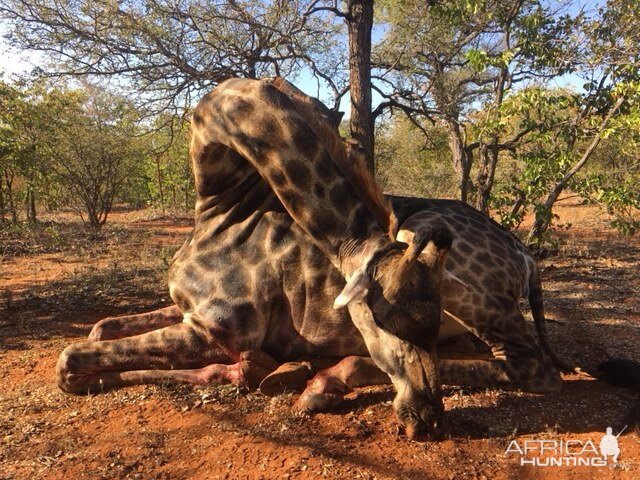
top-left (405, 420), bottom-right (440, 442)
top-left (405, 422), bottom-right (422, 441)
top-left (397, 400), bottom-right (443, 442)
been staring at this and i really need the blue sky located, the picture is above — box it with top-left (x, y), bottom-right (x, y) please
top-left (287, 0), bottom-right (600, 116)
top-left (0, 28), bottom-right (34, 76)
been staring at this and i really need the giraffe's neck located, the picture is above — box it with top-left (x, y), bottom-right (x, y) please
top-left (190, 78), bottom-right (392, 279)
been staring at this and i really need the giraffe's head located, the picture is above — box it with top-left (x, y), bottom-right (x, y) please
top-left (269, 77), bottom-right (451, 438)
top-left (334, 225), bottom-right (452, 440)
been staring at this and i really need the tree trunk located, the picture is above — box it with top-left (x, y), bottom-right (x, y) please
top-left (527, 185), bottom-right (561, 244)
top-left (30, 188), bottom-right (36, 222)
top-left (0, 176), bottom-right (4, 223)
top-left (155, 156), bottom-right (166, 215)
top-left (476, 63), bottom-right (508, 213)
top-left (347, 0), bottom-right (374, 172)
top-left (475, 143), bottom-right (499, 213)
top-left (27, 187), bottom-right (37, 222)
top-left (87, 202), bottom-right (99, 230)
top-left (4, 170), bottom-right (17, 223)
top-left (25, 189), bottom-right (30, 221)
top-left (446, 120), bottom-right (473, 204)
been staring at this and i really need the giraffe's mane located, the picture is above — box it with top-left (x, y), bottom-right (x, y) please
top-left (271, 77), bottom-right (397, 240)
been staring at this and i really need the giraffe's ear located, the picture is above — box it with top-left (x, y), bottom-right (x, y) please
top-left (333, 266), bottom-right (371, 310)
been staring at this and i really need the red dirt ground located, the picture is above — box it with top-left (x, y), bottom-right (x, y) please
top-left (1, 201), bottom-right (639, 479)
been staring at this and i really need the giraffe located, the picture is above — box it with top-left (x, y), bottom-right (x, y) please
top-left (55, 78), bottom-right (638, 440)
top-left (57, 77), bottom-right (453, 440)
top-left (57, 77), bottom-right (584, 437)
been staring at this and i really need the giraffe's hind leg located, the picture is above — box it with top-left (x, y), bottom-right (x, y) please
top-left (289, 355), bottom-right (551, 415)
top-left (289, 302), bottom-right (562, 412)
top-left (440, 303), bottom-right (562, 393)
top-left (57, 320), bottom-right (279, 394)
top-left (291, 347), bottom-right (560, 416)
top-left (296, 352), bottom-right (561, 404)
top-left (88, 305), bottom-right (183, 341)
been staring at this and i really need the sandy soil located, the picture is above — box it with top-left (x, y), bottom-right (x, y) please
top-left (1, 201), bottom-right (638, 480)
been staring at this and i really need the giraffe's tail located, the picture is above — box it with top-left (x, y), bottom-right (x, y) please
top-left (583, 359), bottom-right (640, 389)
top-left (583, 359), bottom-right (640, 434)
top-left (529, 262), bottom-right (639, 433)
top-left (530, 263), bottom-right (640, 400)
top-left (528, 262), bottom-right (576, 373)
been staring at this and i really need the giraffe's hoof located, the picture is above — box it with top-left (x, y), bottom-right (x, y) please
top-left (238, 360), bottom-right (276, 389)
top-left (239, 350), bottom-right (280, 371)
top-left (88, 318), bottom-right (120, 341)
top-left (295, 390), bottom-right (344, 412)
top-left (259, 361), bottom-right (314, 396)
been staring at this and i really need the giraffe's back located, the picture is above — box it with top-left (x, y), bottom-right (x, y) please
top-left (391, 196), bottom-right (536, 343)
top-left (391, 196), bottom-right (533, 298)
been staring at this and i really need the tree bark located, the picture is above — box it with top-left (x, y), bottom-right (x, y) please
top-left (4, 170), bottom-right (17, 223)
top-left (527, 184), bottom-right (562, 244)
top-left (155, 155), bottom-right (166, 215)
top-left (0, 176), bottom-right (4, 222)
top-left (445, 120), bottom-right (473, 204)
top-left (27, 187), bottom-right (37, 222)
top-left (347, 0), bottom-right (374, 172)
top-left (475, 143), bottom-right (499, 212)
top-left (475, 63), bottom-right (509, 213)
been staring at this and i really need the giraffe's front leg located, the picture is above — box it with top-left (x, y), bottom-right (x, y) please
top-left (88, 305), bottom-right (183, 341)
top-left (57, 321), bottom-right (279, 394)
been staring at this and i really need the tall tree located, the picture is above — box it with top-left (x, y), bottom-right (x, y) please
top-left (53, 87), bottom-right (146, 229)
top-left (524, 0), bottom-right (640, 242)
top-left (374, 0), bottom-right (577, 207)
top-left (302, 0), bottom-right (376, 170)
top-left (0, 80), bottom-right (58, 223)
top-left (347, 0), bottom-right (375, 169)
top-left (0, 81), bottom-right (22, 222)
